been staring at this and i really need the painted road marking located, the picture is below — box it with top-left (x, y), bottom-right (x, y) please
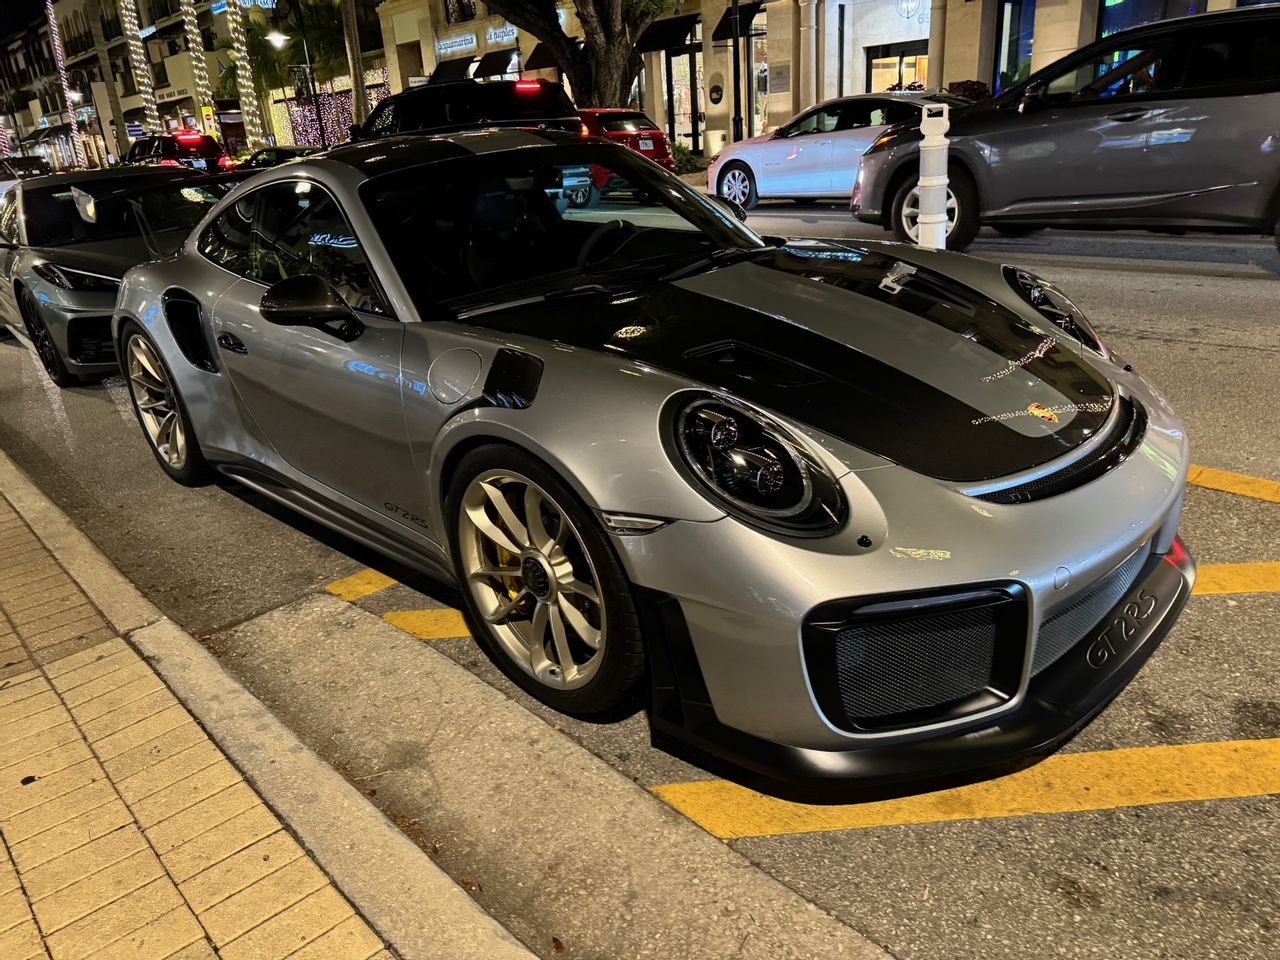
top-left (652, 738), bottom-right (1280, 840)
top-left (324, 568), bottom-right (396, 601)
top-left (1193, 561), bottom-right (1280, 596)
top-left (1188, 464), bottom-right (1280, 504)
top-left (383, 609), bottom-right (469, 640)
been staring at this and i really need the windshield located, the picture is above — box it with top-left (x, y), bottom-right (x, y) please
top-left (3, 158), bottom-right (51, 179)
top-left (597, 112), bottom-right (660, 133)
top-left (22, 178), bottom-right (232, 248)
top-left (361, 142), bottom-right (764, 311)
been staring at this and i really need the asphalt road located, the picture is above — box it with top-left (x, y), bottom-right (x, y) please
top-left (1, 234), bottom-right (1278, 960)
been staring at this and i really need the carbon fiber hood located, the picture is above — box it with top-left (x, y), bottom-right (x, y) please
top-left (465, 242), bottom-right (1116, 483)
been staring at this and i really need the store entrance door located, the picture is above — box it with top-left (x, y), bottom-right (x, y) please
top-left (665, 41), bottom-right (703, 154)
top-left (866, 39), bottom-right (929, 92)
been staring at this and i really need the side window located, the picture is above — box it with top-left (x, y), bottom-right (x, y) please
top-left (786, 106), bottom-right (842, 136)
top-left (366, 101), bottom-right (397, 136)
top-left (842, 103), bottom-right (875, 129)
top-left (1180, 21), bottom-right (1280, 93)
top-left (881, 101), bottom-right (922, 125)
top-left (250, 182), bottom-right (390, 316)
top-left (0, 191), bottom-right (18, 243)
top-left (197, 192), bottom-right (257, 276)
top-left (1043, 41), bottom-right (1175, 101)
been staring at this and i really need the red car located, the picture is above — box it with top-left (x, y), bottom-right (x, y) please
top-left (576, 109), bottom-right (675, 205)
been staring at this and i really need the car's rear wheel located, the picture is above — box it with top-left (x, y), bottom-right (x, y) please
top-left (568, 185), bottom-right (601, 209)
top-left (121, 324), bottom-right (211, 486)
top-left (19, 288), bottom-right (76, 387)
top-left (447, 445), bottom-right (646, 717)
top-left (718, 162), bottom-right (758, 210)
top-left (890, 167), bottom-right (980, 251)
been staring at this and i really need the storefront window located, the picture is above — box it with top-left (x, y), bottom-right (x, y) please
top-left (866, 41), bottom-right (928, 92)
top-left (994, 0), bottom-right (1036, 94)
top-left (1098, 0), bottom-right (1208, 40)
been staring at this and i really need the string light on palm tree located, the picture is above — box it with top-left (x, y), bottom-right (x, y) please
top-left (45, 0), bottom-right (86, 166)
top-left (179, 0), bottom-right (219, 137)
top-left (118, 0), bottom-right (160, 133)
top-left (226, 0), bottom-right (266, 147)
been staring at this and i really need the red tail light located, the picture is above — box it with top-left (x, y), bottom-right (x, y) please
top-left (514, 80), bottom-right (541, 93)
top-left (217, 155), bottom-right (235, 169)
top-left (158, 159), bottom-right (180, 166)
top-left (175, 132), bottom-right (202, 143)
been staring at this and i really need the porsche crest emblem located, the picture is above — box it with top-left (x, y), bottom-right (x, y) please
top-left (1027, 402), bottom-right (1059, 423)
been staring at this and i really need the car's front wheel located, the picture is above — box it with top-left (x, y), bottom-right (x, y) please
top-left (718, 162), bottom-right (758, 210)
top-left (121, 323), bottom-right (211, 486)
top-left (890, 168), bottom-right (980, 250)
top-left (447, 445), bottom-right (646, 717)
top-left (19, 288), bottom-right (76, 387)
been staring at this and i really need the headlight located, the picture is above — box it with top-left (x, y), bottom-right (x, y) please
top-left (1004, 267), bottom-right (1107, 357)
top-left (671, 395), bottom-right (847, 537)
top-left (31, 261), bottom-right (119, 293)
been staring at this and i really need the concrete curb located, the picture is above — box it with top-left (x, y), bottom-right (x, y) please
top-left (0, 446), bottom-right (536, 960)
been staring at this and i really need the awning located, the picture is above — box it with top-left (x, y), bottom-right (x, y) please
top-left (123, 107), bottom-right (147, 122)
top-left (430, 56), bottom-right (474, 83)
top-left (636, 14), bottom-right (699, 54)
top-left (38, 124), bottom-right (73, 142)
top-left (20, 127), bottom-right (45, 144)
top-left (711, 2), bottom-right (764, 42)
top-left (474, 48), bottom-right (517, 78)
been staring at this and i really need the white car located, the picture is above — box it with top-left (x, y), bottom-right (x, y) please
top-left (708, 92), bottom-right (968, 209)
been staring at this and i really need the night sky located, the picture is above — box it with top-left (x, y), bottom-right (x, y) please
top-left (0, 0), bottom-right (45, 39)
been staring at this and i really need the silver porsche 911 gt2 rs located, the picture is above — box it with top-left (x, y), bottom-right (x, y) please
top-left (113, 130), bottom-right (1194, 785)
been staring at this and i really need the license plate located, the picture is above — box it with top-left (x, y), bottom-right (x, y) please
top-left (639, 138), bottom-right (654, 151)
top-left (190, 159), bottom-right (206, 169)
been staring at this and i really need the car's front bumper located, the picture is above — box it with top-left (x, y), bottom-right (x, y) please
top-left (32, 291), bottom-right (119, 375)
top-left (642, 538), bottom-right (1193, 786)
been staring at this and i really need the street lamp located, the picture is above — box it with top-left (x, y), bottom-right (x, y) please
top-left (271, 1), bottom-right (327, 148)
top-left (266, 30), bottom-right (288, 50)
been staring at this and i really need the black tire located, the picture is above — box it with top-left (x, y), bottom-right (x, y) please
top-left (119, 322), bottom-right (212, 486)
top-left (718, 161), bottom-right (759, 210)
top-left (992, 224), bottom-right (1041, 237)
top-left (446, 444), bottom-right (646, 718)
top-left (890, 166), bottom-right (980, 251)
top-left (19, 287), bottom-right (77, 387)
top-left (568, 185), bottom-right (601, 209)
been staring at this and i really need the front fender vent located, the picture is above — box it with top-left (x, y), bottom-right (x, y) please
top-left (977, 398), bottom-right (1145, 505)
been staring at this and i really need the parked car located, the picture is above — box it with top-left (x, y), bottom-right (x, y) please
top-left (114, 131), bottom-right (1192, 785)
top-left (709, 92), bottom-right (969, 209)
top-left (241, 145), bottom-right (323, 169)
top-left (0, 156), bottom-right (53, 196)
top-left (853, 6), bottom-right (1280, 250)
top-left (124, 133), bottom-right (235, 173)
top-left (576, 108), bottom-right (675, 206)
top-left (349, 78), bottom-right (582, 140)
top-left (0, 168), bottom-right (242, 385)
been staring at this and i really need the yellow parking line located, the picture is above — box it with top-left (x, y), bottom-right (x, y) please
top-left (651, 738), bottom-right (1280, 840)
top-left (1188, 464), bottom-right (1280, 504)
top-left (324, 568), bottom-right (397, 601)
top-left (1192, 562), bottom-right (1280, 596)
top-left (383, 609), bottom-right (470, 640)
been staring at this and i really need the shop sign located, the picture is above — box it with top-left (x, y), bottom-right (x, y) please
top-left (158, 86), bottom-right (191, 102)
top-left (486, 22), bottom-right (518, 45)
top-left (126, 122), bottom-right (145, 137)
top-left (211, 0), bottom-right (273, 13)
top-left (437, 33), bottom-right (478, 57)
top-left (138, 24), bottom-right (156, 39)
top-left (201, 104), bottom-right (218, 133)
top-left (771, 63), bottom-right (791, 94)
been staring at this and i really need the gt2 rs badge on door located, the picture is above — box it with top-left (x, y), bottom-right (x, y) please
top-left (1086, 589), bottom-right (1159, 668)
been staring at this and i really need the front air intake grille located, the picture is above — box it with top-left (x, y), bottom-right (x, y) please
top-left (1033, 544), bottom-right (1150, 675)
top-left (978, 398), bottom-right (1146, 505)
top-left (66, 316), bottom-right (114, 364)
top-left (803, 585), bottom-right (1028, 733)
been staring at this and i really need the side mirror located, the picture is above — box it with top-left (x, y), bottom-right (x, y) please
top-left (260, 274), bottom-right (363, 341)
top-left (348, 124), bottom-right (363, 142)
top-left (712, 195), bottom-right (748, 223)
top-left (1019, 84), bottom-right (1047, 114)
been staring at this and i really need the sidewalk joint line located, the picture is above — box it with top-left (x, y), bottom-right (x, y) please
top-left (124, 753), bottom-right (226, 805)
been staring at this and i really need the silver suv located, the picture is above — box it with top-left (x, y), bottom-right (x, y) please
top-left (853, 7), bottom-right (1280, 251)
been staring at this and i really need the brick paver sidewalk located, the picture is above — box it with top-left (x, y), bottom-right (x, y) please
top-left (0, 494), bottom-right (391, 960)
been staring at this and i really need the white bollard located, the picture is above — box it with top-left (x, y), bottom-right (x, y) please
top-left (916, 104), bottom-right (950, 251)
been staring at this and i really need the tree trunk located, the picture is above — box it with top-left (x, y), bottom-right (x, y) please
top-left (340, 0), bottom-right (367, 125)
top-left (88, 2), bottom-right (128, 159)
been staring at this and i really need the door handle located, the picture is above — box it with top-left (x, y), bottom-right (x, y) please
top-left (1106, 110), bottom-right (1149, 123)
top-left (814, 139), bottom-right (832, 146)
top-left (216, 332), bottom-right (247, 355)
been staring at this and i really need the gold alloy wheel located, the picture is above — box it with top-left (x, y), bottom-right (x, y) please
top-left (126, 334), bottom-right (187, 470)
top-left (458, 469), bottom-right (606, 690)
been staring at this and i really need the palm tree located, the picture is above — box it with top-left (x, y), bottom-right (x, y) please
top-left (340, 0), bottom-right (367, 125)
top-left (87, 0), bottom-right (128, 159)
top-left (0, 89), bottom-right (35, 158)
top-left (216, 20), bottom-right (285, 138)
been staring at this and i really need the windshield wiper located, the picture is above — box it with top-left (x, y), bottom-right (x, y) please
top-left (660, 245), bottom-right (773, 283)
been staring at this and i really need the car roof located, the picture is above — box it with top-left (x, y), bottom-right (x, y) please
top-left (580, 107), bottom-right (650, 114)
top-left (320, 127), bottom-right (586, 176)
top-left (16, 167), bottom-right (201, 190)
